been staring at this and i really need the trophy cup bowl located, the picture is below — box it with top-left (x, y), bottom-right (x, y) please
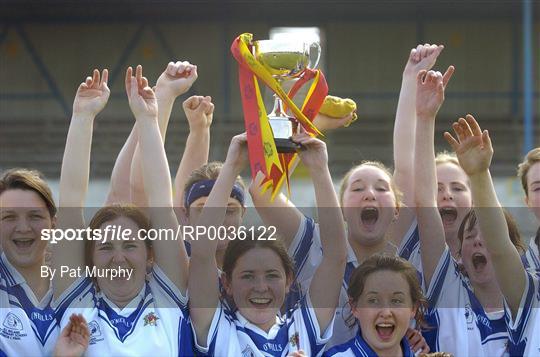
top-left (254, 39), bottom-right (321, 153)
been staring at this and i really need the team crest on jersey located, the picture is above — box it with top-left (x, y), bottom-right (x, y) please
top-left (88, 320), bottom-right (104, 344)
top-left (0, 312), bottom-right (27, 340)
top-left (143, 312), bottom-right (159, 326)
top-left (3, 312), bottom-right (23, 331)
top-left (241, 345), bottom-right (255, 357)
top-left (464, 303), bottom-right (474, 326)
top-left (289, 332), bottom-right (300, 347)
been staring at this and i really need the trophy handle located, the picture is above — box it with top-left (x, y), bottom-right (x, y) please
top-left (308, 42), bottom-right (321, 69)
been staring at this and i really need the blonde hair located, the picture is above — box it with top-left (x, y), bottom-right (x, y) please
top-left (339, 161), bottom-right (403, 208)
top-left (435, 150), bottom-right (460, 167)
top-left (517, 148), bottom-right (540, 197)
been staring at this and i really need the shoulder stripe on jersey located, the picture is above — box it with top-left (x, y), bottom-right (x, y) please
top-left (0, 258), bottom-right (16, 286)
top-left (516, 273), bottom-right (536, 344)
top-left (54, 278), bottom-right (93, 321)
top-left (427, 250), bottom-right (451, 306)
top-left (152, 270), bottom-right (186, 309)
top-left (398, 221), bottom-right (419, 260)
top-left (291, 217), bottom-right (315, 277)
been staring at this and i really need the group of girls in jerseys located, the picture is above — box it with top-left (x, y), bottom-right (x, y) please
top-left (0, 43), bottom-right (539, 357)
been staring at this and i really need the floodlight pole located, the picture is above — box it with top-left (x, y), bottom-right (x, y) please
top-left (522, 0), bottom-right (534, 154)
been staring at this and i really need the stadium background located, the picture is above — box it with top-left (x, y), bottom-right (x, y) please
top-left (0, 0), bottom-right (538, 236)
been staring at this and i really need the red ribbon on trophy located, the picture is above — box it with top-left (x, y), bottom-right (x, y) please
top-left (231, 33), bottom-right (328, 199)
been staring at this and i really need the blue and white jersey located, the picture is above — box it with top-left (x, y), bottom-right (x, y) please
top-left (324, 330), bottom-right (414, 357)
top-left (287, 216), bottom-right (420, 348)
top-left (0, 253), bottom-right (57, 357)
top-left (424, 247), bottom-right (509, 357)
top-left (523, 237), bottom-right (540, 274)
top-left (54, 265), bottom-right (193, 357)
top-left (194, 294), bottom-right (333, 357)
top-left (504, 270), bottom-right (540, 357)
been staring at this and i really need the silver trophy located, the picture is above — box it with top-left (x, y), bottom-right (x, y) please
top-left (254, 39), bottom-right (321, 153)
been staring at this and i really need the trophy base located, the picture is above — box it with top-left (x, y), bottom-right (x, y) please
top-left (275, 138), bottom-right (300, 153)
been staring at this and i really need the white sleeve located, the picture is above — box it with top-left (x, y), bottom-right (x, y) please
top-left (52, 277), bottom-right (93, 321)
top-left (504, 270), bottom-right (539, 345)
top-left (148, 264), bottom-right (188, 308)
top-left (287, 215), bottom-right (323, 295)
top-left (192, 301), bottom-right (239, 356)
top-left (293, 293), bottom-right (334, 356)
top-left (425, 247), bottom-right (462, 308)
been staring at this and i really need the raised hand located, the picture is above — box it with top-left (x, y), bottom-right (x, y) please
top-left (416, 66), bottom-right (454, 119)
top-left (155, 60), bottom-right (198, 99)
top-left (182, 95), bottom-right (214, 132)
top-left (72, 69), bottom-right (110, 118)
top-left (125, 65), bottom-right (158, 120)
top-left (53, 314), bottom-right (90, 357)
top-left (224, 132), bottom-right (249, 174)
top-left (404, 44), bottom-right (444, 75)
top-left (291, 132), bottom-right (328, 171)
top-left (444, 114), bottom-right (493, 176)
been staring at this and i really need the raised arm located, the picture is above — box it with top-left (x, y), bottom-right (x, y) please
top-left (444, 115), bottom-right (525, 315)
top-left (173, 95), bottom-right (213, 208)
top-left (414, 68), bottom-right (453, 286)
top-left (126, 65), bottom-right (188, 293)
top-left (54, 69), bottom-right (109, 299)
top-left (249, 173), bottom-right (303, 250)
top-left (292, 133), bottom-right (347, 334)
top-left (393, 44), bottom-right (444, 208)
top-left (105, 125), bottom-right (138, 205)
top-left (130, 61), bottom-right (198, 207)
top-left (189, 133), bottom-right (249, 344)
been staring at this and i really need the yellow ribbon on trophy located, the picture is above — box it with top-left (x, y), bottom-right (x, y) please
top-left (232, 33), bottom-right (328, 199)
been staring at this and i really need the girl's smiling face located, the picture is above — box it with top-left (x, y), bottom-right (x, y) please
top-left (222, 247), bottom-right (291, 332)
top-left (0, 189), bottom-right (52, 269)
top-left (92, 216), bottom-right (152, 307)
top-left (351, 270), bottom-right (416, 356)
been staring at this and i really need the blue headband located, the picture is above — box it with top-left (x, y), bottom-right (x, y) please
top-left (184, 179), bottom-right (245, 208)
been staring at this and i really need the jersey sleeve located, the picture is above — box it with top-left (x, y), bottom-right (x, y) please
top-left (504, 270), bottom-right (539, 347)
top-left (191, 301), bottom-right (238, 356)
top-left (52, 277), bottom-right (93, 322)
top-left (292, 293), bottom-right (334, 356)
top-left (148, 264), bottom-right (188, 309)
top-left (287, 216), bottom-right (322, 296)
top-left (425, 246), bottom-right (462, 308)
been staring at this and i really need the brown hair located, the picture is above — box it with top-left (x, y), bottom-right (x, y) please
top-left (346, 254), bottom-right (428, 328)
top-left (339, 161), bottom-right (403, 208)
top-left (457, 209), bottom-right (526, 254)
top-left (183, 162), bottom-right (246, 207)
top-left (0, 168), bottom-right (56, 218)
top-left (85, 205), bottom-right (152, 269)
top-left (517, 147), bottom-right (540, 197)
top-left (222, 238), bottom-right (295, 297)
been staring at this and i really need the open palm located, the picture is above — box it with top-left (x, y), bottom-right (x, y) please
top-left (444, 114), bottom-right (493, 176)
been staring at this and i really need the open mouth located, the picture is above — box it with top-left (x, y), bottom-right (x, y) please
top-left (12, 238), bottom-right (35, 249)
top-left (472, 253), bottom-right (487, 270)
top-left (361, 207), bottom-right (379, 227)
top-left (375, 323), bottom-right (395, 340)
top-left (439, 207), bottom-right (458, 226)
top-left (248, 297), bottom-right (272, 308)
